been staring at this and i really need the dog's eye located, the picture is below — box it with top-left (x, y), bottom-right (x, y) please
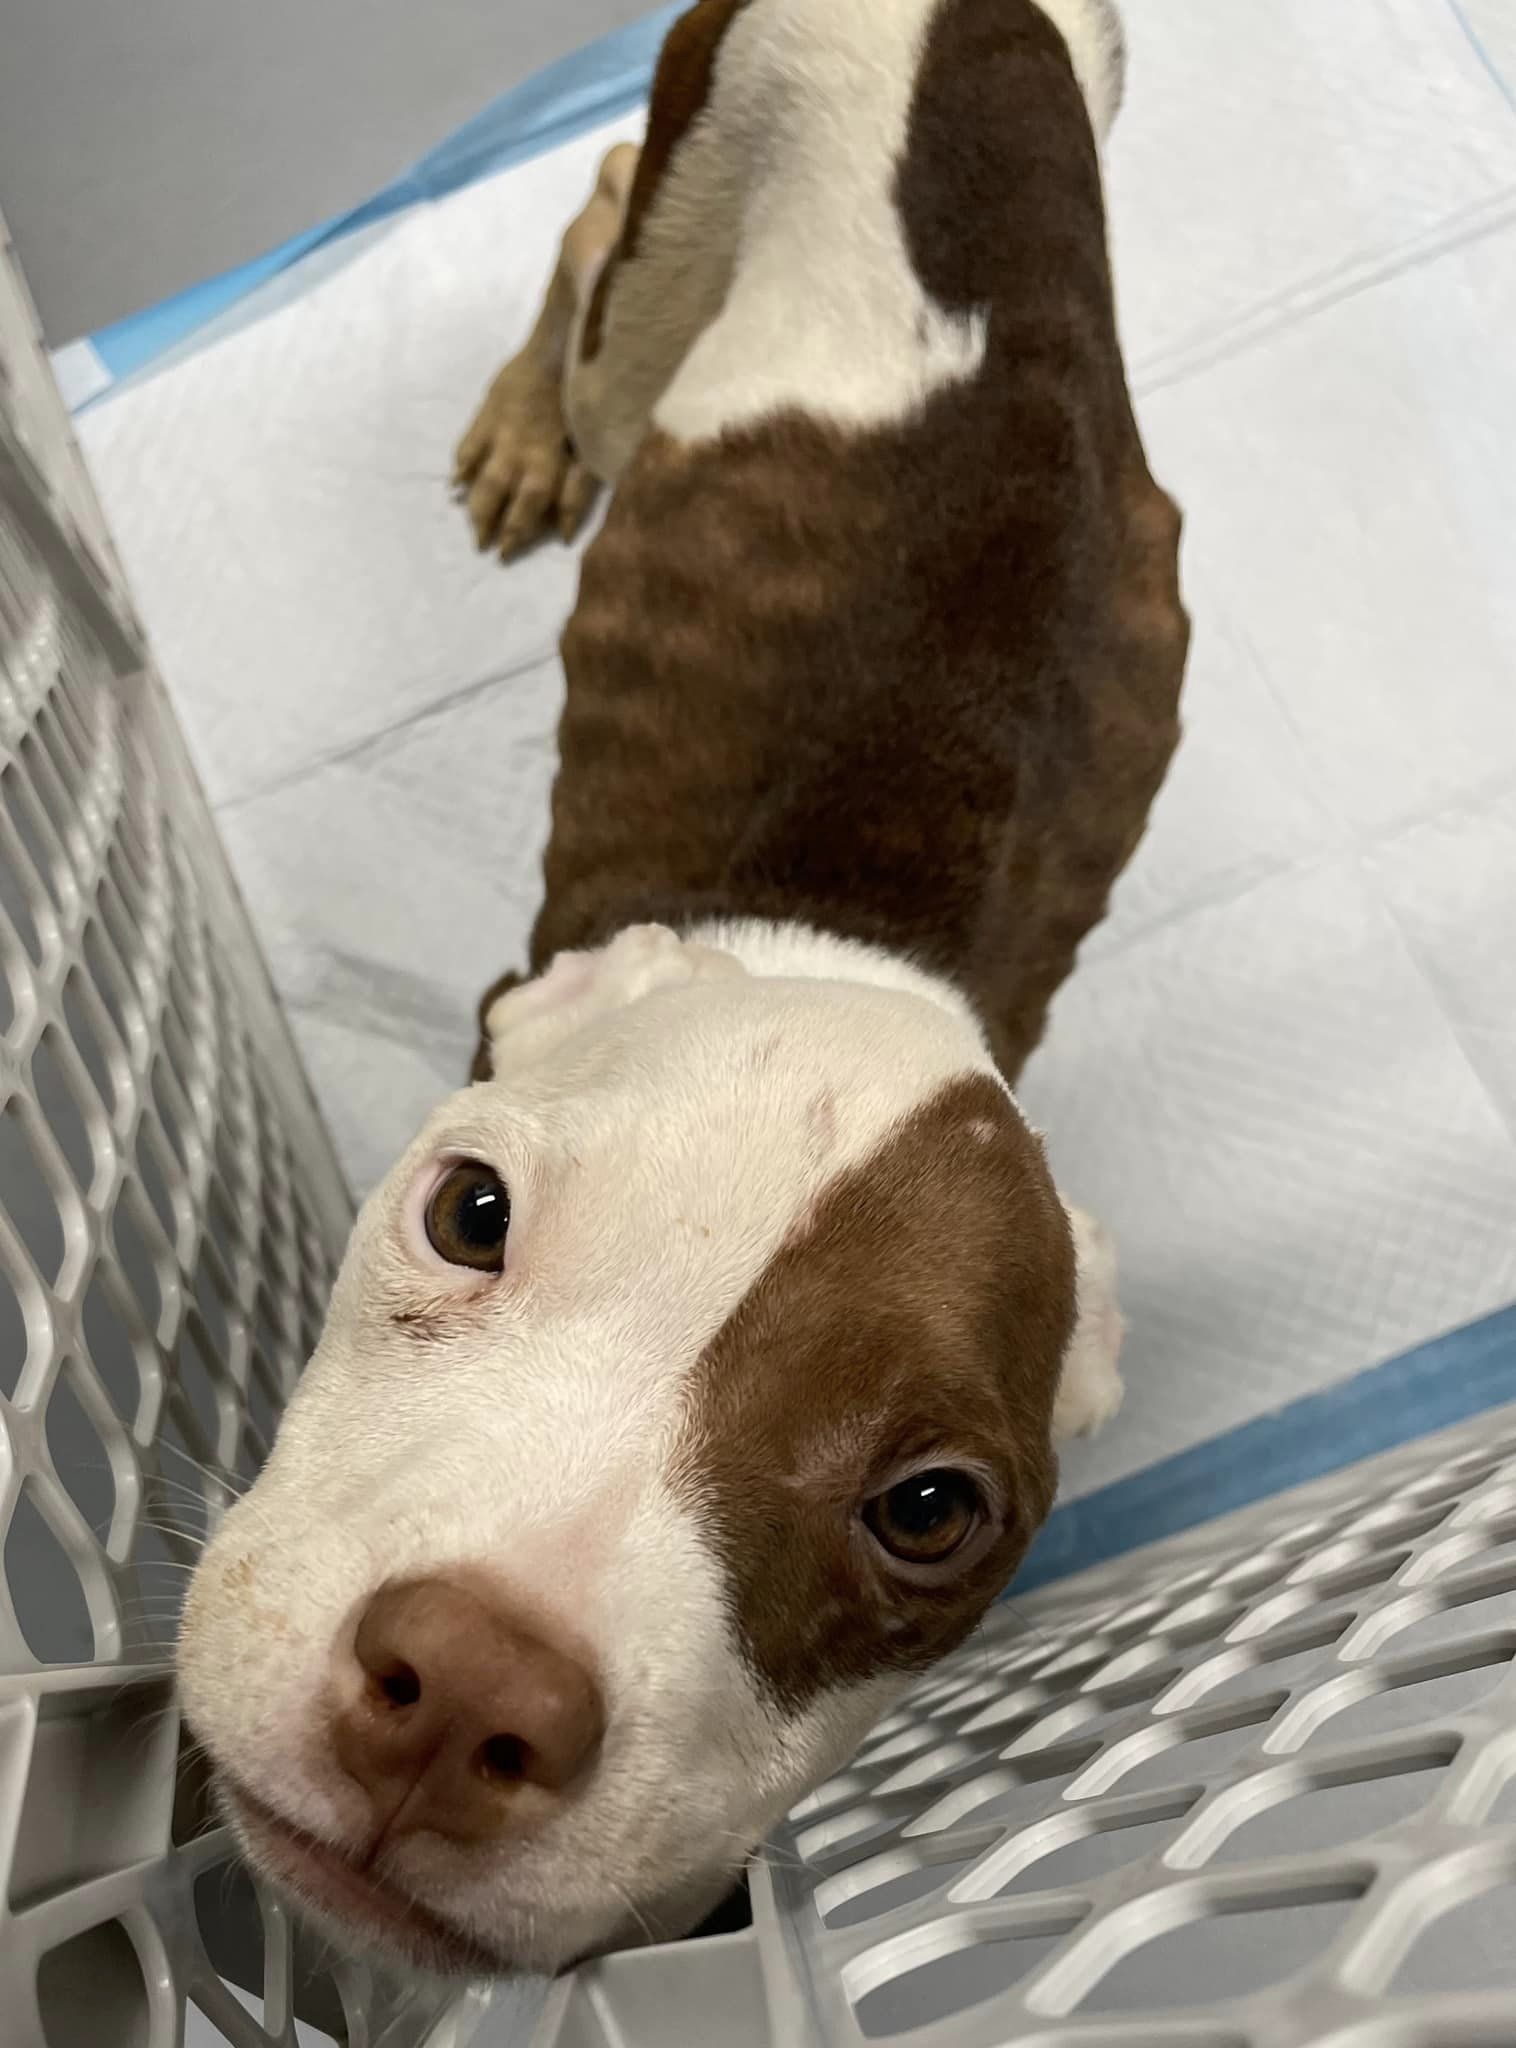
top-left (864, 1469), bottom-right (983, 1565)
top-left (424, 1162), bottom-right (510, 1272)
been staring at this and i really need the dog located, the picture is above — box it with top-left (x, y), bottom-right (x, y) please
top-left (179, 0), bottom-right (1187, 1981)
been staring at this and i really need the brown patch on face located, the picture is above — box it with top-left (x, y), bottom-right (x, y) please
top-left (482, 0), bottom-right (1189, 1089)
top-left (579, 0), bottom-right (750, 363)
top-left (670, 1076), bottom-right (1073, 1714)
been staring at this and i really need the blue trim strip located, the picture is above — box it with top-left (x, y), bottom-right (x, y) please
top-left (1015, 1301), bottom-right (1516, 1594)
top-left (88, 5), bottom-right (679, 384)
top-left (1446, 1), bottom-right (1516, 120)
top-left (79, 0), bottom-right (1516, 388)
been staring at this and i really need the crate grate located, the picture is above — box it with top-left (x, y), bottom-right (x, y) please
top-left (727, 1416), bottom-right (1516, 2048)
top-left (0, 213), bottom-right (477, 2048)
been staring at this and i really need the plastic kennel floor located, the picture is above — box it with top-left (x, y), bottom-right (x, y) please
top-left (5, 84), bottom-right (1516, 2048)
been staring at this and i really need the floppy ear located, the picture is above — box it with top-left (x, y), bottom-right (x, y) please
top-left (480, 924), bottom-right (746, 1076)
top-left (1052, 1207), bottom-right (1128, 1442)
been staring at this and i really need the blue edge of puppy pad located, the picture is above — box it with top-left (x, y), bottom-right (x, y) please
top-left (1022, 1303), bottom-right (1516, 1590)
top-left (68, 2), bottom-right (1516, 1587)
top-left (75, 5), bottom-right (686, 398)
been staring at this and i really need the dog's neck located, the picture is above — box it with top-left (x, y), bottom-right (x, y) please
top-left (685, 915), bottom-right (991, 1045)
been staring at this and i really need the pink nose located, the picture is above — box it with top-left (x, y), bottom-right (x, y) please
top-left (332, 1575), bottom-right (603, 1844)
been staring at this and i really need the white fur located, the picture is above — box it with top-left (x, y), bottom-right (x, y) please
top-left (653, 0), bottom-right (989, 444)
top-left (588, 0), bottom-right (1124, 455)
top-left (686, 915), bottom-right (992, 1044)
top-left (181, 925), bottom-right (1012, 1969)
top-left (484, 921), bottom-right (747, 1068)
top-left (1053, 1205), bottom-right (1128, 1439)
top-left (569, 0), bottom-right (1124, 476)
top-left (182, 920), bottom-right (1125, 1968)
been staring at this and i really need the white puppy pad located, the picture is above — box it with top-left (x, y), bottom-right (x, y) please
top-left (74, 2), bottom-right (1516, 1504)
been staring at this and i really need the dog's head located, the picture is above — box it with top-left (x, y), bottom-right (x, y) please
top-left (179, 926), bottom-right (1085, 1975)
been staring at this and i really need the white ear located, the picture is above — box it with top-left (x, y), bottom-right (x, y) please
top-left (483, 924), bottom-right (746, 1074)
top-left (1052, 1207), bottom-right (1128, 1442)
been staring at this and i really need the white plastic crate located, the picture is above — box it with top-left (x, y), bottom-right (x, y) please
top-left (3, 209), bottom-right (1515, 2048)
top-left (536, 1407), bottom-right (1516, 2046)
top-left (0, 214), bottom-right (484, 2048)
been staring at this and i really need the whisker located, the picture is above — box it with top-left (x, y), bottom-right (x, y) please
top-left (608, 1878), bottom-right (658, 1949)
top-left (154, 1441), bottom-right (256, 1497)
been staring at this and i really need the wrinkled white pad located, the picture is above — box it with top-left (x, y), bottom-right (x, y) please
top-left (77, 1), bottom-right (1516, 1501)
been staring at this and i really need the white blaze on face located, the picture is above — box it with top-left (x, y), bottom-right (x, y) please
top-left (178, 930), bottom-right (1012, 1966)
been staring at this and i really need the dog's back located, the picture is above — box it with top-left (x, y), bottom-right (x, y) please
top-left (540, 0), bottom-right (1187, 1082)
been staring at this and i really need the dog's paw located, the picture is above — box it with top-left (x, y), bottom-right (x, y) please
top-left (1053, 1208), bottom-right (1128, 1441)
top-left (454, 352), bottom-right (599, 560)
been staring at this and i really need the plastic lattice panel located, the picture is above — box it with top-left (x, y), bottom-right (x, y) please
top-left (0, 218), bottom-right (482, 2048)
top-left (535, 1409), bottom-right (1516, 2046)
top-left (733, 1417), bottom-right (1516, 2048)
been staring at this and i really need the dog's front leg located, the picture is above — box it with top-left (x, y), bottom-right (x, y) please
top-left (454, 143), bottom-right (639, 559)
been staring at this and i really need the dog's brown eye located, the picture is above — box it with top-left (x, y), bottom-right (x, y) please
top-left (865, 1470), bottom-right (983, 1565)
top-left (424, 1163), bottom-right (510, 1272)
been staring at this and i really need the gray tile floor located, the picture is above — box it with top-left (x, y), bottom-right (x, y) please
top-left (0, 0), bottom-right (651, 342)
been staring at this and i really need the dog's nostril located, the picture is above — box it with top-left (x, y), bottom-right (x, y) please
top-left (345, 1578), bottom-right (605, 1821)
top-left (373, 1660), bottom-right (422, 1709)
top-left (476, 1734), bottom-right (527, 1783)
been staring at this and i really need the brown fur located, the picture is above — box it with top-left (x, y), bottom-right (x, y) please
top-left (671, 1076), bottom-right (1072, 1710)
top-left (458, 0), bottom-right (1185, 1719)
top-left (578, 0), bottom-right (750, 363)
top-left (489, 0), bottom-right (1187, 1088)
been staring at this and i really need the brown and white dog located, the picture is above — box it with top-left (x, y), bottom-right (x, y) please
top-left (179, 0), bottom-right (1187, 1981)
